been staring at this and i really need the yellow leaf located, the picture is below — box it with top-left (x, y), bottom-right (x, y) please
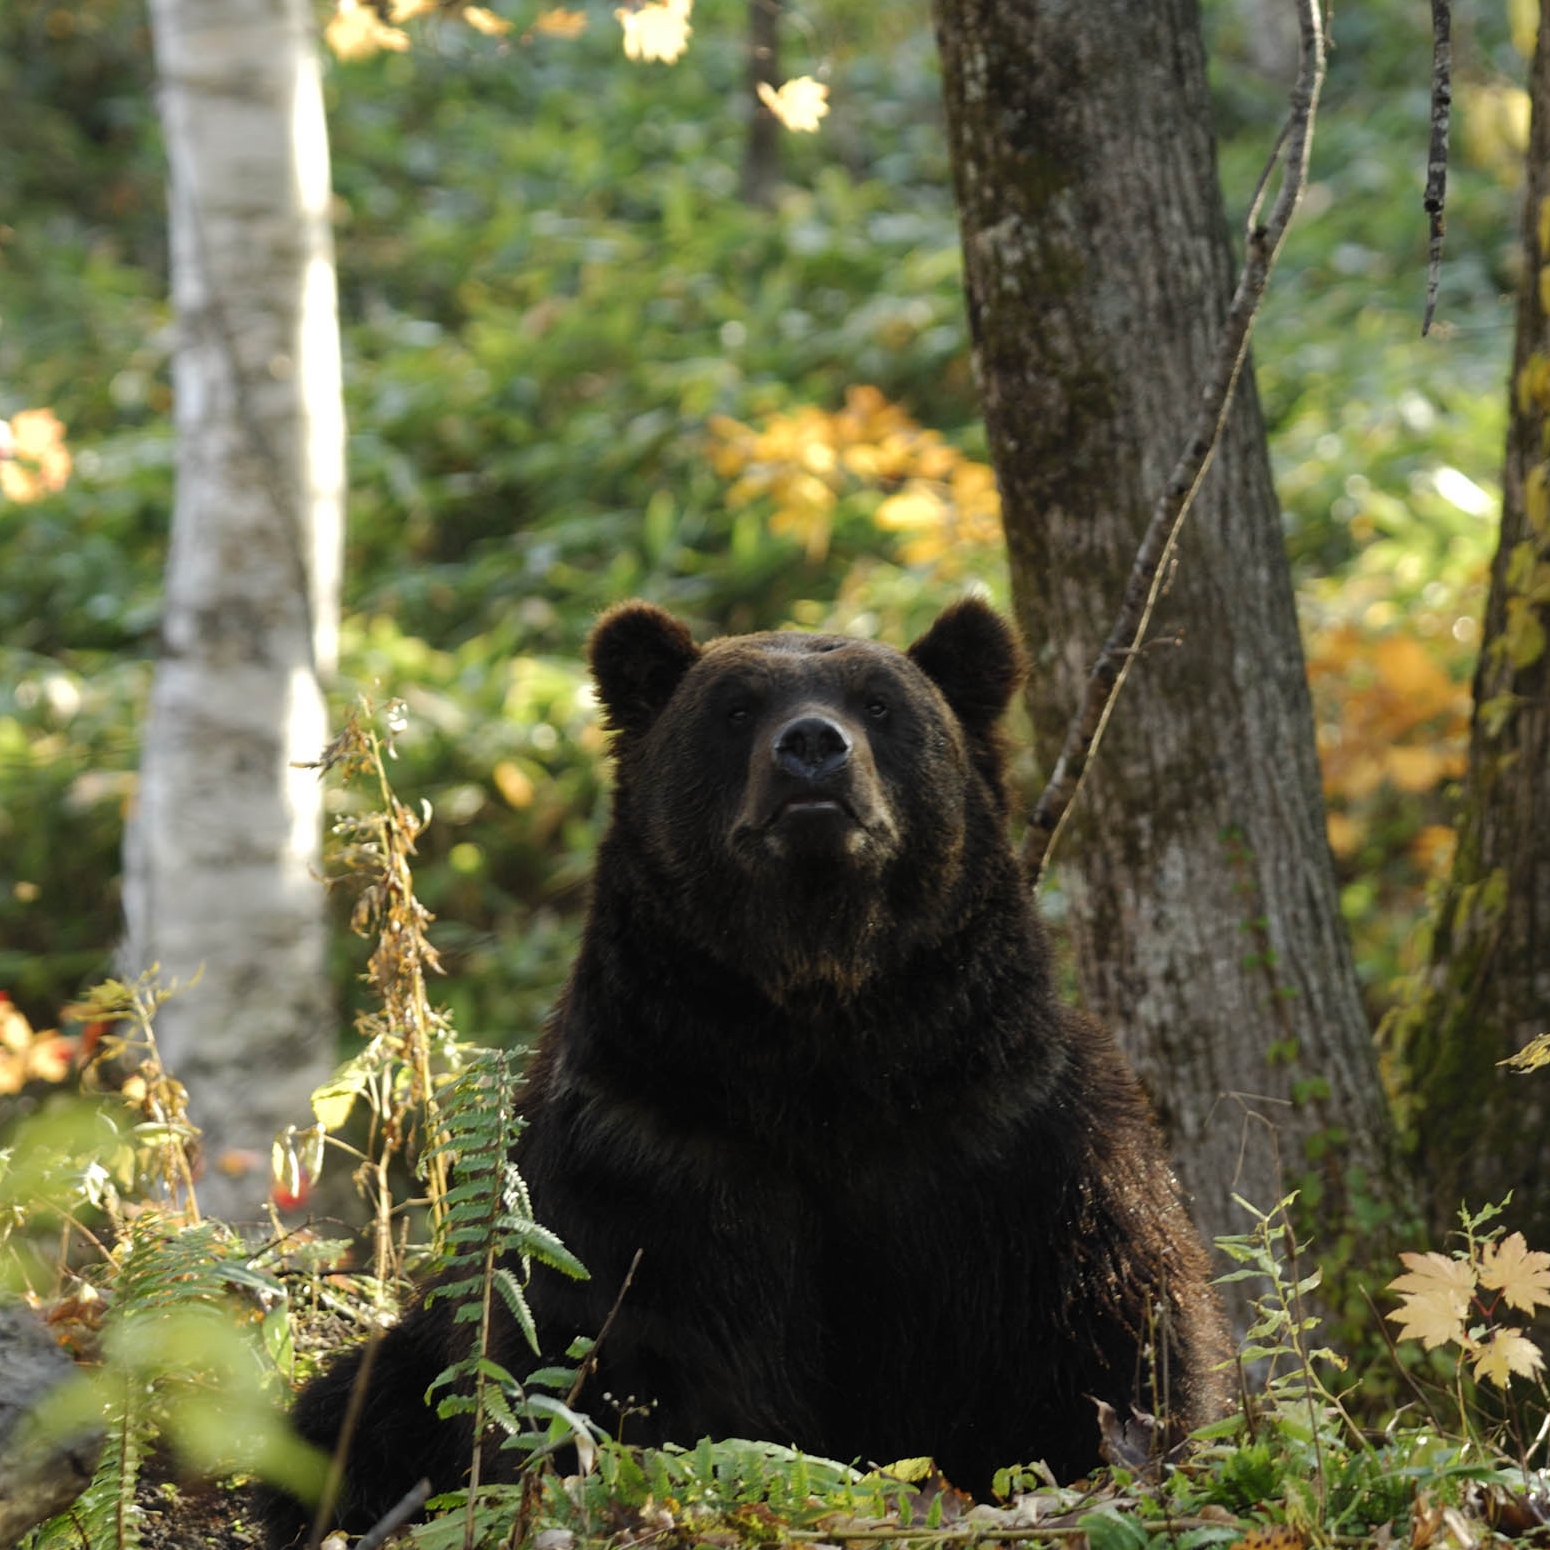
top-left (0, 1000), bottom-right (33, 1055)
top-left (493, 759), bottom-right (535, 810)
top-left (311, 1068), bottom-right (368, 1131)
top-left (1372, 634), bottom-right (1450, 701)
top-left (1478, 1232), bottom-right (1550, 1313)
top-left (615, 0), bottom-right (691, 63)
top-left (1387, 1295), bottom-right (1469, 1351)
top-left (875, 484), bottom-right (946, 533)
top-left (388, 0), bottom-right (434, 18)
top-left (1540, 265), bottom-right (1550, 322)
top-left (1409, 824), bottom-right (1455, 875)
top-left (2, 408), bottom-right (71, 502)
top-left (10, 407), bottom-right (66, 461)
top-left (326, 0), bottom-right (410, 59)
top-left (533, 6), bottom-right (588, 35)
top-left (1325, 811), bottom-right (1361, 858)
top-left (1385, 746), bottom-right (1454, 794)
top-left (1386, 1251), bottom-right (1474, 1349)
top-left (879, 1457), bottom-right (933, 1483)
top-left (769, 476), bottom-right (835, 562)
top-left (756, 76), bottom-right (830, 134)
top-left (1471, 1326), bottom-right (1544, 1388)
top-left (464, 5), bottom-right (512, 34)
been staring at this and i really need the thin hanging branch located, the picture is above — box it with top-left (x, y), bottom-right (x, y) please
top-left (1020, 0), bottom-right (1327, 886)
top-left (1422, 0), bottom-right (1452, 335)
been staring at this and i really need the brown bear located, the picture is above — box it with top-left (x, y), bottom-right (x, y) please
top-left (259, 598), bottom-right (1228, 1541)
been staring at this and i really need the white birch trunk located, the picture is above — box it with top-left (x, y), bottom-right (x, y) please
top-left (125, 0), bottom-right (344, 1221)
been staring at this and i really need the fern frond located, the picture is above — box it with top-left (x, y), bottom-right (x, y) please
top-left (24, 1403), bottom-right (154, 1550)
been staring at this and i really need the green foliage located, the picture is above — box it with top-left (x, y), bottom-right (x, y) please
top-left (0, 979), bottom-right (327, 1550)
top-left (419, 1047), bottom-right (588, 1536)
top-left (3, 0), bottom-right (1528, 1047)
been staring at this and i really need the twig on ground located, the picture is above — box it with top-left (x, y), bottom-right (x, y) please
top-left (1020, 0), bottom-right (1326, 886)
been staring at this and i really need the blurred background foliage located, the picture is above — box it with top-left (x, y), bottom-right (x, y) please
top-left (0, 0), bottom-right (1530, 1057)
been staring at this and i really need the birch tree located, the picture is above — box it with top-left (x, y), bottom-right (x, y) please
top-left (124, 0), bottom-right (344, 1220)
top-left (930, 0), bottom-right (1407, 1299)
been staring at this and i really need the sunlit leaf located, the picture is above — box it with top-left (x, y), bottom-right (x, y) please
top-left (1471, 1326), bottom-right (1544, 1388)
top-left (464, 6), bottom-right (513, 35)
top-left (756, 77), bottom-right (831, 134)
top-left (326, 0), bottom-right (410, 59)
top-left (533, 6), bottom-right (588, 36)
top-left (1386, 1251), bottom-right (1475, 1350)
top-left (1, 408), bottom-right (71, 503)
top-left (615, 0), bottom-right (691, 63)
top-left (1478, 1232), bottom-right (1550, 1313)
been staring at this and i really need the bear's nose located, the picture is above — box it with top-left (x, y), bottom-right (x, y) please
top-left (772, 715), bottom-right (852, 780)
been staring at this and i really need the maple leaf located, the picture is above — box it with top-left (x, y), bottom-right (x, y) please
top-left (756, 76), bottom-right (830, 133)
top-left (615, 0), bottom-right (691, 63)
top-left (464, 6), bottom-right (512, 35)
top-left (1478, 1232), bottom-right (1550, 1314)
top-left (533, 7), bottom-right (588, 35)
top-left (326, 0), bottom-right (409, 60)
top-left (1471, 1326), bottom-right (1545, 1389)
top-left (1386, 1251), bottom-right (1475, 1349)
top-left (1, 408), bottom-right (71, 502)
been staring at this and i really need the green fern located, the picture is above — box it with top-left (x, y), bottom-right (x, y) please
top-left (21, 1403), bottom-right (154, 1550)
top-left (421, 1049), bottom-right (588, 1540)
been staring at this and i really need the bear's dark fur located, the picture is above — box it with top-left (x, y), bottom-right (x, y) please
top-left (259, 599), bottom-right (1228, 1542)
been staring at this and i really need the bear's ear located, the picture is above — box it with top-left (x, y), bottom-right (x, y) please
top-left (589, 602), bottom-right (702, 737)
top-left (907, 597), bottom-right (1027, 734)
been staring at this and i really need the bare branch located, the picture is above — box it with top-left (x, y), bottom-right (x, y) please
top-left (355, 1479), bottom-right (432, 1550)
top-left (1422, 0), bottom-right (1452, 336)
top-left (1019, 0), bottom-right (1326, 886)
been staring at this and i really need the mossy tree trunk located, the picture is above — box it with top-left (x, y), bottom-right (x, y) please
top-left (931, 0), bottom-right (1406, 1303)
top-left (1399, 5), bottom-right (1550, 1244)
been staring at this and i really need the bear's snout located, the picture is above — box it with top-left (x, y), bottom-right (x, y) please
top-left (772, 714), bottom-right (852, 781)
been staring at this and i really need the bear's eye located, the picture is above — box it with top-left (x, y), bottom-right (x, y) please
top-left (727, 705), bottom-right (752, 728)
top-left (864, 698), bottom-right (889, 721)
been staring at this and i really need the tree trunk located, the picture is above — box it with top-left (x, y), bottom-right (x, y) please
top-left (931, 0), bottom-right (1404, 1314)
top-left (125, 0), bottom-right (344, 1221)
top-left (741, 0), bottom-right (783, 208)
top-left (1399, 4), bottom-right (1550, 1244)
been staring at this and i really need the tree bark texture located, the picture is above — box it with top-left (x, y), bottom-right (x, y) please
top-left (1400, 3), bottom-right (1550, 1243)
top-left (931, 0), bottom-right (1402, 1294)
top-left (126, 0), bottom-right (344, 1221)
top-left (741, 0), bottom-right (784, 208)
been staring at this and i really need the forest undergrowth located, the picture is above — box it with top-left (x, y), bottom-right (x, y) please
top-left (3, 701), bottom-right (1550, 1550)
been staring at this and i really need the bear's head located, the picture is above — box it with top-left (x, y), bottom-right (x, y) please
top-left (587, 598), bottom-right (1026, 999)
